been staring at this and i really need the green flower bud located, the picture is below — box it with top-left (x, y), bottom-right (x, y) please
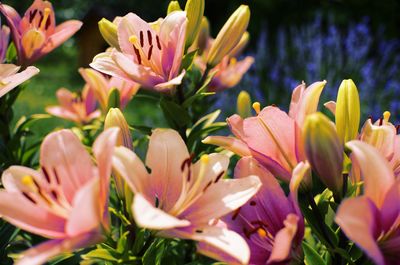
top-left (237, 90), bottom-right (252, 118)
top-left (167, 1), bottom-right (182, 14)
top-left (185, 0), bottom-right (205, 48)
top-left (98, 18), bottom-right (120, 50)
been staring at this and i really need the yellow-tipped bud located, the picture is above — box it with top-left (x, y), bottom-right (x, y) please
top-left (196, 17), bottom-right (210, 55)
top-left (105, 108), bottom-right (133, 150)
top-left (229, 31), bottom-right (250, 58)
top-left (98, 18), bottom-right (120, 50)
top-left (185, 0), bottom-right (205, 48)
top-left (207, 5), bottom-right (250, 67)
top-left (304, 113), bottom-right (344, 198)
top-left (336, 79), bottom-right (360, 144)
top-left (252, 102), bottom-right (261, 115)
top-left (237, 91), bottom-right (252, 118)
top-left (167, 1), bottom-right (182, 14)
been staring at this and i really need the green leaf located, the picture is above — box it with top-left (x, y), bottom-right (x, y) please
top-left (107, 88), bottom-right (121, 110)
top-left (142, 238), bottom-right (166, 265)
top-left (303, 241), bottom-right (327, 265)
top-left (6, 43), bottom-right (17, 63)
top-left (160, 97), bottom-right (190, 129)
top-left (81, 248), bottom-right (119, 262)
top-left (181, 50), bottom-right (198, 71)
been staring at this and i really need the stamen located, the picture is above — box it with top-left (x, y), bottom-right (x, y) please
top-left (195, 229), bottom-right (203, 233)
top-left (202, 180), bottom-right (212, 192)
top-left (252, 102), bottom-right (261, 114)
top-left (147, 45), bottom-right (153, 60)
top-left (22, 192), bottom-right (36, 204)
top-left (229, 57), bottom-right (237, 65)
top-left (231, 207), bottom-right (241, 220)
top-left (383, 111), bottom-right (391, 122)
top-left (53, 168), bottom-right (61, 184)
top-left (156, 35), bottom-right (162, 50)
top-left (147, 30), bottom-right (153, 46)
top-left (30, 9), bottom-right (38, 23)
top-left (379, 117), bottom-right (383, 126)
top-left (133, 47), bottom-right (142, 65)
top-left (139, 31), bottom-right (144, 47)
top-left (21, 175), bottom-right (35, 187)
top-left (257, 228), bottom-right (267, 238)
top-left (41, 167), bottom-right (51, 183)
top-left (396, 125), bottom-right (400, 134)
top-left (39, 8), bottom-right (51, 30)
top-left (129, 35), bottom-right (138, 44)
top-left (214, 171), bottom-right (225, 183)
top-left (249, 200), bottom-right (256, 206)
top-left (38, 11), bottom-right (44, 28)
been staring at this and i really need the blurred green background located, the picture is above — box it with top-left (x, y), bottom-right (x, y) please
top-left (3, 0), bottom-right (400, 132)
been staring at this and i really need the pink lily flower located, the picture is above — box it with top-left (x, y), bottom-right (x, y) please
top-left (90, 11), bottom-right (187, 92)
top-left (336, 140), bottom-right (400, 265)
top-left (46, 85), bottom-right (101, 124)
top-left (112, 129), bottom-right (262, 264)
top-left (0, 0), bottom-right (82, 65)
top-left (359, 113), bottom-right (400, 177)
top-left (0, 64), bottom-right (39, 97)
top-left (0, 128), bottom-right (118, 265)
top-left (79, 68), bottom-right (140, 111)
top-left (222, 157), bottom-right (304, 264)
top-left (0, 25), bottom-right (10, 62)
top-left (203, 81), bottom-right (326, 182)
top-left (196, 55), bottom-right (254, 92)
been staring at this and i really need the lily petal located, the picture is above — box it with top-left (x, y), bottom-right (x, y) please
top-left (42, 20), bottom-right (82, 54)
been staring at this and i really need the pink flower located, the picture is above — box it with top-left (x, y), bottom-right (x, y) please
top-left (90, 11), bottom-right (187, 92)
top-left (0, 0), bottom-right (82, 65)
top-left (79, 68), bottom-right (139, 111)
top-left (222, 157), bottom-right (304, 264)
top-left (112, 129), bottom-right (262, 264)
top-left (0, 128), bottom-right (118, 265)
top-left (0, 25), bottom-right (10, 62)
top-left (204, 81), bottom-right (326, 182)
top-left (0, 64), bottom-right (39, 97)
top-left (336, 140), bottom-right (400, 265)
top-left (46, 86), bottom-right (101, 124)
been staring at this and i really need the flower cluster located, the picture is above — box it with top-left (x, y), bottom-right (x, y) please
top-left (0, 1), bottom-right (399, 265)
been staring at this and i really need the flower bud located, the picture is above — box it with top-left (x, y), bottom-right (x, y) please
top-left (104, 108), bottom-right (133, 150)
top-left (98, 18), bottom-right (120, 50)
top-left (185, 0), bottom-right (205, 48)
top-left (207, 5), bottom-right (250, 67)
top-left (237, 90), bottom-right (252, 118)
top-left (304, 113), bottom-right (344, 198)
top-left (336, 79), bottom-right (360, 144)
top-left (196, 17), bottom-right (209, 55)
top-left (167, 1), bottom-right (182, 14)
top-left (229, 31), bottom-right (249, 58)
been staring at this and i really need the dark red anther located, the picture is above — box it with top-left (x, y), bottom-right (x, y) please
top-left (51, 190), bottom-right (58, 199)
top-left (156, 35), bottom-right (162, 50)
top-left (249, 201), bottom-right (256, 206)
top-left (271, 103), bottom-right (276, 107)
top-left (147, 30), bottom-right (153, 46)
top-left (133, 46), bottom-right (142, 64)
top-left (53, 168), bottom-right (61, 184)
top-left (140, 31), bottom-right (144, 47)
top-left (45, 17), bottom-right (51, 30)
top-left (231, 207), bottom-right (241, 220)
top-left (203, 180), bottom-right (212, 192)
top-left (22, 192), bottom-right (36, 204)
top-left (41, 167), bottom-right (51, 183)
top-left (147, 45), bottom-right (153, 60)
top-left (38, 10), bottom-right (44, 27)
top-left (30, 9), bottom-right (38, 23)
top-left (379, 117), bottom-right (383, 126)
top-left (214, 171), bottom-right (225, 183)
top-left (396, 125), bottom-right (400, 134)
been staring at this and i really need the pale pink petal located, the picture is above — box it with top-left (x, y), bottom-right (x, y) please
top-left (132, 193), bottom-right (190, 230)
top-left (0, 4), bottom-right (22, 54)
top-left (90, 50), bottom-right (132, 81)
top-left (0, 64), bottom-right (20, 79)
top-left (267, 214), bottom-right (299, 264)
top-left (346, 140), bottom-right (395, 207)
top-left (288, 82), bottom-right (306, 119)
top-left (227, 114), bottom-right (246, 140)
top-left (92, 128), bottom-right (119, 226)
top-left (0, 191), bottom-right (66, 238)
top-left (380, 180), bottom-right (400, 232)
top-left (45, 106), bottom-right (80, 123)
top-left (179, 175), bottom-right (261, 224)
top-left (16, 232), bottom-right (102, 265)
top-left (202, 136), bottom-right (251, 157)
top-left (153, 70), bottom-right (186, 91)
top-left (324, 101), bottom-right (336, 116)
top-left (79, 68), bottom-right (109, 109)
top-left (191, 226), bottom-right (250, 265)
top-left (66, 177), bottom-right (101, 237)
top-left (0, 66), bottom-right (39, 97)
top-left (146, 129), bottom-right (189, 212)
top-left (2, 166), bottom-right (50, 192)
top-left (112, 146), bottom-right (150, 195)
top-left (335, 197), bottom-right (384, 265)
top-left (41, 20), bottom-right (83, 54)
top-left (40, 130), bottom-right (95, 203)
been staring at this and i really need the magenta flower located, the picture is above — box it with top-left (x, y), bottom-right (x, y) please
top-left (0, 0), bottom-right (82, 65)
top-left (221, 157), bottom-right (304, 264)
top-left (0, 64), bottom-right (39, 97)
top-left (90, 11), bottom-right (187, 92)
top-left (79, 68), bottom-right (139, 111)
top-left (46, 86), bottom-right (101, 124)
top-left (0, 128), bottom-right (118, 265)
top-left (336, 140), bottom-right (400, 265)
top-left (204, 81), bottom-right (326, 182)
top-left (0, 25), bottom-right (10, 62)
top-left (112, 129), bottom-right (261, 264)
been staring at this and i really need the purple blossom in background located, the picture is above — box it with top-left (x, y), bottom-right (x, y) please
top-left (217, 13), bottom-right (400, 123)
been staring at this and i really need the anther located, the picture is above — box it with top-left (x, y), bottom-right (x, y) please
top-left (203, 180), bottom-right (212, 192)
top-left (231, 207), bottom-right (241, 220)
top-left (147, 30), bottom-right (152, 46)
top-left (133, 47), bottom-right (142, 64)
top-left (156, 35), bottom-right (162, 50)
top-left (40, 8), bottom-right (51, 30)
top-left (214, 171), bottom-right (225, 183)
top-left (252, 102), bottom-right (261, 114)
top-left (257, 228), bottom-right (267, 238)
top-left (22, 192), bottom-right (36, 204)
top-left (383, 111), bottom-right (391, 122)
top-left (147, 45), bottom-right (153, 60)
top-left (139, 31), bottom-right (144, 47)
top-left (30, 9), bottom-right (38, 23)
top-left (41, 167), bottom-right (51, 183)
top-left (379, 117), bottom-right (383, 126)
top-left (249, 201), bottom-right (256, 206)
